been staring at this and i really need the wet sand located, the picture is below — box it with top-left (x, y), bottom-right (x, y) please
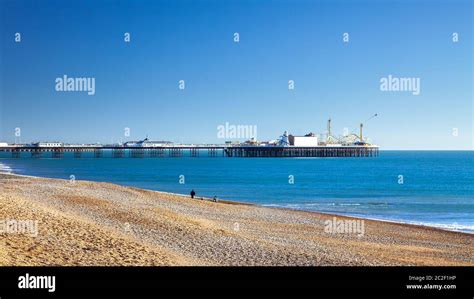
top-left (0, 173), bottom-right (472, 266)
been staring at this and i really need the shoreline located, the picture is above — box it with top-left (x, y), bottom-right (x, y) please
top-left (0, 169), bottom-right (472, 236)
top-left (263, 205), bottom-right (474, 236)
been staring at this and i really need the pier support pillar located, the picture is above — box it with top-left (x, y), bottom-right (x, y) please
top-left (169, 148), bottom-right (182, 157)
top-left (130, 149), bottom-right (145, 158)
top-left (12, 150), bottom-right (20, 158)
top-left (208, 148), bottom-right (217, 157)
top-left (113, 149), bottom-right (124, 158)
top-left (94, 149), bottom-right (103, 158)
top-left (149, 149), bottom-right (164, 157)
top-left (52, 149), bottom-right (64, 158)
top-left (190, 148), bottom-right (199, 157)
top-left (31, 150), bottom-right (42, 158)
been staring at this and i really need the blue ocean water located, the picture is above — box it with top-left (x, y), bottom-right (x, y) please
top-left (1, 151), bottom-right (473, 233)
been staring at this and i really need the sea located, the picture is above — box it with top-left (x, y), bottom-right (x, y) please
top-left (1, 150), bottom-right (473, 233)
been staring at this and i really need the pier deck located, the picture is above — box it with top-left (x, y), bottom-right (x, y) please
top-left (0, 145), bottom-right (379, 158)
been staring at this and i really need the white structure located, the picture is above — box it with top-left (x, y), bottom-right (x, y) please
top-left (32, 142), bottom-right (63, 147)
top-left (124, 138), bottom-right (172, 147)
top-left (64, 144), bottom-right (101, 148)
top-left (0, 142), bottom-right (8, 147)
top-left (290, 135), bottom-right (318, 147)
top-left (144, 141), bottom-right (172, 147)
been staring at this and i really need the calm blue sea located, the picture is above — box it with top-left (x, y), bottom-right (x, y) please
top-left (1, 151), bottom-right (473, 233)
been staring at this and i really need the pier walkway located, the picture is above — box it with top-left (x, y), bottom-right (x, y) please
top-left (0, 145), bottom-right (379, 158)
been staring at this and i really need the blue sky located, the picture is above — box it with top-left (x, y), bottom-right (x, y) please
top-left (0, 0), bottom-right (472, 149)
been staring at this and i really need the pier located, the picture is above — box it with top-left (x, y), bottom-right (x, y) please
top-left (224, 146), bottom-right (378, 158)
top-left (0, 145), bottom-right (379, 158)
top-left (0, 118), bottom-right (382, 159)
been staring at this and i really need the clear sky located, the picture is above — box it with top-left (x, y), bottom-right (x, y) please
top-left (0, 0), bottom-right (472, 149)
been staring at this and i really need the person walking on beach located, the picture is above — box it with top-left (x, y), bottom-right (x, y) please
top-left (190, 189), bottom-right (196, 199)
top-left (213, 196), bottom-right (217, 202)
